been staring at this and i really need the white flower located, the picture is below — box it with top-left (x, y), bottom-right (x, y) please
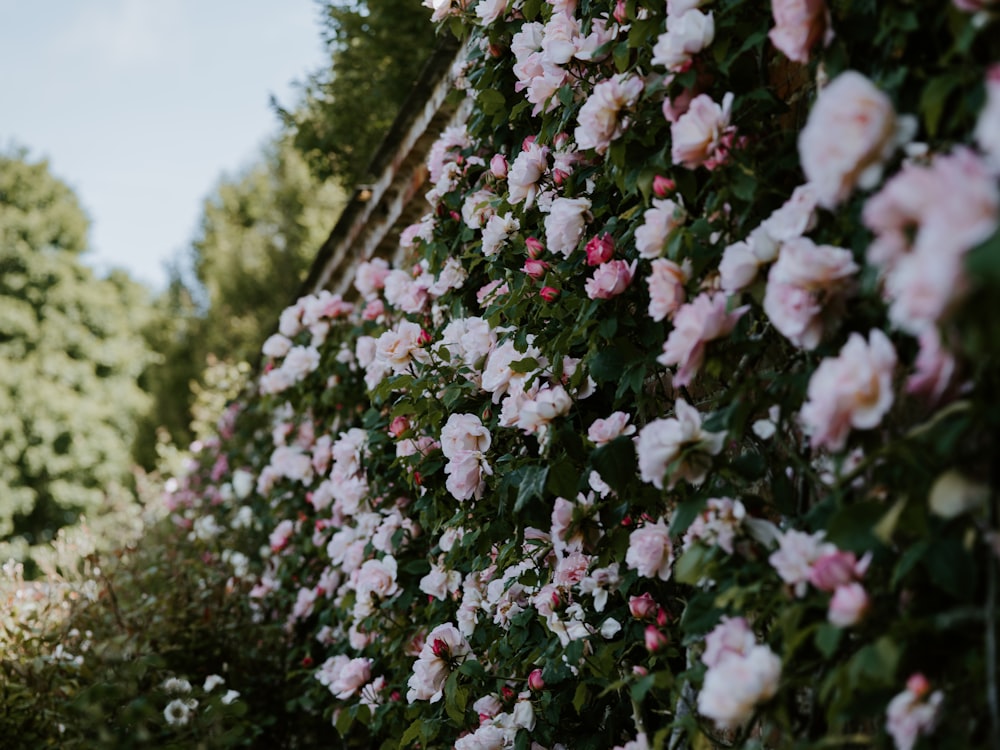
top-left (163, 698), bottom-right (197, 727)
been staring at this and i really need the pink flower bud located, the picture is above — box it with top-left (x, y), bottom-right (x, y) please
top-left (389, 416), bottom-right (410, 438)
top-left (614, 0), bottom-right (627, 23)
top-left (525, 236), bottom-right (545, 258)
top-left (653, 175), bottom-right (676, 197)
top-left (553, 168), bottom-right (570, 186)
top-left (528, 669), bottom-right (545, 691)
top-left (827, 582), bottom-right (870, 628)
top-left (501, 685), bottom-right (516, 701)
top-left (362, 298), bottom-right (385, 321)
top-left (490, 153), bottom-right (508, 179)
top-left (522, 134), bottom-right (537, 151)
top-left (418, 329), bottom-right (432, 346)
top-left (645, 625), bottom-right (669, 652)
top-left (907, 673), bottom-right (931, 698)
top-left (656, 606), bottom-right (669, 627)
top-left (539, 286), bottom-right (560, 302)
top-left (523, 258), bottom-right (550, 279)
top-left (449, 210), bottom-right (461, 222)
top-left (628, 593), bottom-right (658, 619)
top-left (585, 233), bottom-right (615, 266)
top-left (632, 665), bottom-right (649, 677)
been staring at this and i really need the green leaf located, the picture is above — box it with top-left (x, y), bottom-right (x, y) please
top-left (400, 719), bottom-right (423, 747)
top-left (673, 545), bottom-right (710, 585)
top-left (591, 438), bottom-right (636, 493)
top-left (478, 88), bottom-right (506, 116)
top-left (669, 497), bottom-right (706, 537)
top-left (510, 356), bottom-right (541, 374)
top-left (814, 623), bottom-right (843, 658)
top-left (515, 465), bottom-right (549, 513)
top-left (573, 682), bottom-right (589, 714)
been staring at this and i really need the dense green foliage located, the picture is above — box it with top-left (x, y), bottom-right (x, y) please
top-left (0, 151), bottom-right (154, 569)
top-left (277, 0), bottom-right (439, 185)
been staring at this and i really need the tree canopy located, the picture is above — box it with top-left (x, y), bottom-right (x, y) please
top-left (276, 0), bottom-right (438, 185)
top-left (0, 151), bottom-right (154, 565)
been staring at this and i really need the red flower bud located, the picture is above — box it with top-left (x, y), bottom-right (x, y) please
top-left (501, 685), bottom-right (516, 701)
top-left (653, 175), bottom-right (676, 198)
top-left (907, 673), bottom-right (931, 698)
top-left (539, 286), bottom-right (560, 302)
top-left (431, 638), bottom-right (450, 659)
top-left (301, 655), bottom-right (314, 668)
top-left (613, 0), bottom-right (627, 24)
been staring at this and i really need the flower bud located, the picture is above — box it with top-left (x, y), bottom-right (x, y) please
top-left (389, 416), bottom-right (410, 438)
top-left (539, 286), bottom-right (560, 302)
top-left (628, 593), bottom-right (658, 619)
top-left (525, 236), bottom-right (545, 258)
top-left (523, 258), bottom-right (550, 279)
top-left (431, 638), bottom-right (450, 659)
top-left (907, 673), bottom-right (931, 698)
top-left (528, 669), bottom-right (545, 691)
top-left (644, 625), bottom-right (669, 652)
top-left (490, 153), bottom-right (508, 179)
top-left (613, 0), bottom-right (627, 24)
top-left (653, 175), bottom-right (676, 197)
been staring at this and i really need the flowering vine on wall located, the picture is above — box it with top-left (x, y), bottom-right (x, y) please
top-left (165, 0), bottom-right (1000, 748)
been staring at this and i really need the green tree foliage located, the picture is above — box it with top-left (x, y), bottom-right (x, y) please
top-left (136, 140), bottom-right (343, 465)
top-left (277, 0), bottom-right (438, 185)
top-left (0, 151), bottom-right (154, 565)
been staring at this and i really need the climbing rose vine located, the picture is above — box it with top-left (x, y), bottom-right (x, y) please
top-left (165, 1), bottom-right (1000, 748)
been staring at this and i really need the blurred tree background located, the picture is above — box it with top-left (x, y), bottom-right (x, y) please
top-left (1, 0), bottom-right (441, 568)
top-left (0, 151), bottom-right (154, 570)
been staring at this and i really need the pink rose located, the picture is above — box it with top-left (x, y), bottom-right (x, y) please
top-left (523, 258), bottom-right (550, 279)
top-left (809, 549), bottom-right (863, 591)
top-left (635, 399), bottom-right (726, 489)
top-left (489, 153), bottom-right (508, 178)
top-left (762, 237), bottom-right (857, 350)
top-left (698, 644), bottom-right (782, 729)
top-left (539, 285), bottom-right (560, 302)
top-left (646, 258), bottom-right (689, 320)
top-left (635, 198), bottom-right (686, 259)
top-left (574, 74), bottom-right (644, 154)
top-left (585, 233), bottom-right (615, 265)
top-left (544, 196), bottom-right (591, 257)
top-left (626, 518), bottom-right (673, 580)
top-left (629, 593), bottom-right (659, 619)
top-left (328, 657), bottom-right (373, 700)
top-left (508, 141), bottom-right (549, 208)
top-left (585, 259), bottom-right (637, 299)
top-left (769, 0), bottom-right (831, 64)
top-left (799, 329), bottom-right (897, 451)
top-left (354, 258), bottom-right (391, 299)
top-left (827, 582), bottom-right (869, 627)
top-left (653, 175), bottom-right (676, 197)
top-left (440, 413), bottom-right (492, 459)
top-left (587, 411), bottom-right (636, 444)
top-left (375, 320), bottom-right (428, 373)
top-left (719, 241), bottom-right (760, 292)
top-left (651, 9), bottom-right (715, 72)
top-left (355, 556), bottom-right (400, 601)
top-left (406, 623), bottom-right (473, 703)
top-left (768, 529), bottom-right (836, 597)
top-left (702, 616), bottom-right (756, 668)
top-left (658, 292), bottom-right (747, 387)
top-left (445, 450), bottom-right (492, 501)
top-left (671, 92), bottom-right (736, 170)
top-left (798, 71), bottom-right (900, 208)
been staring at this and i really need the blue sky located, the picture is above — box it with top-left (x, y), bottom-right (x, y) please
top-left (0, 0), bottom-right (328, 289)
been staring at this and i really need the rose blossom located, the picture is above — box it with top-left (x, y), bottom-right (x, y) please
top-left (769, 0), bottom-right (831, 64)
top-left (827, 582), bottom-right (869, 627)
top-left (635, 198), bottom-right (686, 258)
top-left (575, 74), bottom-right (645, 154)
top-left (651, 9), bottom-right (715, 72)
top-left (768, 529), bottom-right (836, 597)
top-left (588, 411), bottom-right (636, 444)
top-left (701, 616), bottom-right (756, 668)
top-left (658, 292), bottom-right (747, 387)
top-left (798, 71), bottom-right (902, 208)
top-left (762, 237), bottom-right (858, 349)
top-left (799, 329), bottom-right (897, 451)
top-left (635, 398), bottom-right (726, 489)
top-left (698, 643), bottom-right (782, 729)
top-left (440, 414), bottom-right (492, 459)
top-left (585, 233), bottom-right (615, 265)
top-left (544, 196), bottom-right (591, 257)
top-left (375, 320), bottom-right (429, 374)
top-left (646, 258), bottom-right (689, 320)
top-left (886, 676), bottom-right (944, 750)
top-left (262, 333), bottom-right (292, 359)
top-left (354, 258), bottom-right (391, 299)
top-left (508, 140), bottom-right (549, 207)
top-left (481, 212), bottom-right (520, 257)
top-left (585, 259), bottom-right (637, 299)
top-left (671, 92), bottom-right (736, 170)
top-left (445, 450), bottom-right (493, 501)
top-left (329, 657), bottom-right (373, 700)
top-left (406, 623), bottom-right (473, 703)
top-left (626, 518), bottom-right (674, 580)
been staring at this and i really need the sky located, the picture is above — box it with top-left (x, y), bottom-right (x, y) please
top-left (0, 0), bottom-right (328, 290)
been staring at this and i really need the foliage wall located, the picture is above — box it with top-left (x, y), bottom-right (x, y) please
top-left (0, 151), bottom-right (154, 568)
top-left (163, 0), bottom-right (1000, 748)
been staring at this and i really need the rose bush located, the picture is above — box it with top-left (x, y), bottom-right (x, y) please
top-left (151, 1), bottom-right (1000, 748)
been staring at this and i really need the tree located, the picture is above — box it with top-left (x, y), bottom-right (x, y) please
top-left (0, 150), bottom-right (154, 567)
top-left (276, 0), bottom-right (438, 185)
